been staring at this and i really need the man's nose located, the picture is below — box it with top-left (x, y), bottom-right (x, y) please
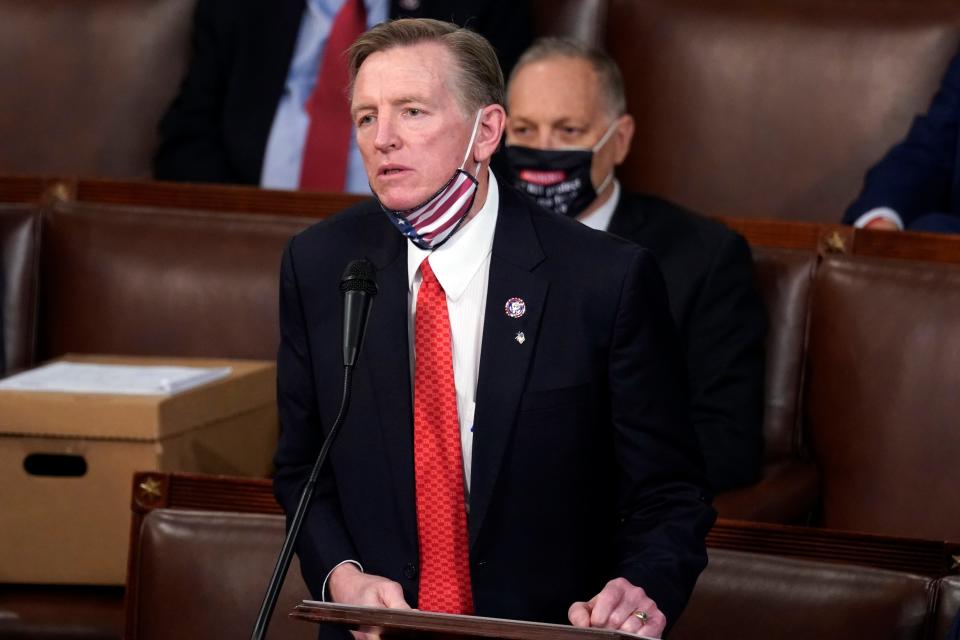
top-left (534, 130), bottom-right (554, 149)
top-left (374, 114), bottom-right (400, 152)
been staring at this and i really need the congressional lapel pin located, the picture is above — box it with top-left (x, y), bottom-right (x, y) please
top-left (505, 297), bottom-right (526, 318)
top-left (515, 331), bottom-right (526, 345)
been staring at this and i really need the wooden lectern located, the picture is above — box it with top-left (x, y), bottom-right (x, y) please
top-left (291, 602), bottom-right (652, 639)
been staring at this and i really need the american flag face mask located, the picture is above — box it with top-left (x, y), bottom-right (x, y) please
top-left (378, 110), bottom-right (483, 251)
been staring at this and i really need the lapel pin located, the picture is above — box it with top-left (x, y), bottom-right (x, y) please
top-left (515, 331), bottom-right (526, 344)
top-left (505, 297), bottom-right (526, 318)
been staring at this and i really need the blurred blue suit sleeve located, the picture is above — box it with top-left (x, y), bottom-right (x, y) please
top-left (844, 51), bottom-right (960, 227)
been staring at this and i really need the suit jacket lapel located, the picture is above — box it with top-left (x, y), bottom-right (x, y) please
top-left (360, 219), bottom-right (419, 548)
top-left (468, 186), bottom-right (547, 548)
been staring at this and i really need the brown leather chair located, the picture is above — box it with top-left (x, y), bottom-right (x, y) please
top-left (125, 472), bottom-right (960, 640)
top-left (807, 254), bottom-right (960, 540)
top-left (126, 499), bottom-right (944, 640)
top-left (0, 0), bottom-right (195, 178)
top-left (935, 576), bottom-right (960, 640)
top-left (39, 202), bottom-right (312, 361)
top-left (671, 549), bottom-right (933, 640)
top-left (713, 247), bottom-right (819, 523)
top-left (128, 509), bottom-right (312, 640)
top-left (603, 0), bottom-right (960, 222)
top-left (0, 205), bottom-right (41, 374)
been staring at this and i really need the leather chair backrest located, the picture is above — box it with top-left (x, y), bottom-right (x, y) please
top-left (0, 0), bottom-right (195, 178)
top-left (531, 0), bottom-right (607, 45)
top-left (672, 549), bottom-right (932, 640)
top-left (710, 247), bottom-right (819, 523)
top-left (130, 509), bottom-right (312, 640)
top-left (935, 576), bottom-right (960, 640)
top-left (0, 205), bottom-right (41, 374)
top-left (606, 0), bottom-right (960, 222)
top-left (133, 507), bottom-right (941, 640)
top-left (751, 247), bottom-right (816, 460)
top-left (40, 202), bottom-right (312, 360)
top-left (808, 254), bottom-right (960, 539)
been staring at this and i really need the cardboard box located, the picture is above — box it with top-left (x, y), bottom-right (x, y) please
top-left (0, 355), bottom-right (278, 585)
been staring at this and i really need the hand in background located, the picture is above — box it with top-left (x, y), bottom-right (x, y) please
top-left (864, 217), bottom-right (901, 231)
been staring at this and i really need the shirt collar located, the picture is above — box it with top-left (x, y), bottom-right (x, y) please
top-left (578, 179), bottom-right (621, 232)
top-left (407, 169), bottom-right (499, 300)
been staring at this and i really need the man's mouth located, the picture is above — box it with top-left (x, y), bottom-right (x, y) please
top-left (379, 164), bottom-right (410, 177)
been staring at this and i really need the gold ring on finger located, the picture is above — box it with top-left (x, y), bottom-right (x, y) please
top-left (633, 610), bottom-right (649, 625)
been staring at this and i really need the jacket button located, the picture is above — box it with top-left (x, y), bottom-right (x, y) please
top-left (403, 563), bottom-right (417, 580)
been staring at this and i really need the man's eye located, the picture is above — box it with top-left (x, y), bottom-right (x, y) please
top-left (406, 108), bottom-right (422, 117)
top-left (511, 126), bottom-right (529, 136)
top-left (357, 114), bottom-right (375, 126)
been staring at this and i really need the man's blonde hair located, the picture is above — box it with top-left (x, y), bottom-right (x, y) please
top-left (348, 18), bottom-right (504, 114)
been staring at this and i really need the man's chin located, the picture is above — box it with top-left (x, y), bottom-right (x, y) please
top-left (373, 186), bottom-right (430, 212)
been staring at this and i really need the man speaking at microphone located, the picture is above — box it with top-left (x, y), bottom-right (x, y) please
top-left (273, 18), bottom-right (715, 639)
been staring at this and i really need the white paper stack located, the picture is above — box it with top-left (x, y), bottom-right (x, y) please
top-left (0, 362), bottom-right (233, 396)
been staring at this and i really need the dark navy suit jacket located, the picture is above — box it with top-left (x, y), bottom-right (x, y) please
top-left (608, 193), bottom-right (766, 493)
top-left (153, 0), bottom-right (532, 185)
top-left (844, 51), bottom-right (960, 227)
top-left (273, 182), bottom-right (715, 633)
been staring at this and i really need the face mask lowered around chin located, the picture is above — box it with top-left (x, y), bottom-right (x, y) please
top-left (505, 120), bottom-right (618, 218)
top-left (376, 110), bottom-right (484, 251)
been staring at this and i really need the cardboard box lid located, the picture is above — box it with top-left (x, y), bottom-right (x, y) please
top-left (0, 355), bottom-right (276, 441)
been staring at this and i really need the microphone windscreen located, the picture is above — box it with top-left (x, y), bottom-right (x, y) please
top-left (340, 259), bottom-right (378, 294)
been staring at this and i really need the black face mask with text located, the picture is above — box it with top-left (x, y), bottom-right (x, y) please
top-left (504, 122), bottom-right (616, 217)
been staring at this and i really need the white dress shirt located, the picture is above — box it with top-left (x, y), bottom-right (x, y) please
top-left (260, 0), bottom-right (388, 193)
top-left (407, 169), bottom-right (500, 495)
top-left (578, 179), bottom-right (621, 231)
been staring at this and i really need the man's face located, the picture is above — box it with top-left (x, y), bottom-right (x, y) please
top-left (351, 41), bottom-right (475, 211)
top-left (506, 56), bottom-right (632, 198)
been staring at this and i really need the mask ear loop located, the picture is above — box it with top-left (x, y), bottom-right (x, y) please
top-left (591, 119), bottom-right (620, 153)
top-left (592, 118), bottom-right (621, 196)
top-left (459, 108), bottom-right (485, 176)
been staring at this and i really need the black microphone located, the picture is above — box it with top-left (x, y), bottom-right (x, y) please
top-left (251, 258), bottom-right (378, 640)
top-left (340, 259), bottom-right (378, 368)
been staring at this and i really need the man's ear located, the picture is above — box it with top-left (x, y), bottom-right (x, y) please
top-left (612, 113), bottom-right (635, 165)
top-left (473, 104), bottom-right (507, 163)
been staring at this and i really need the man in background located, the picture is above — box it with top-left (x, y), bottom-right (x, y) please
top-left (153, 0), bottom-right (532, 193)
top-left (844, 50), bottom-right (960, 234)
top-left (505, 37), bottom-right (767, 493)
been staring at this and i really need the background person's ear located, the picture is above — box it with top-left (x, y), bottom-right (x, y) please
top-left (612, 114), bottom-right (635, 165)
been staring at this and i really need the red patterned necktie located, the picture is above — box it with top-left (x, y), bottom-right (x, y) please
top-left (413, 258), bottom-right (474, 614)
top-left (299, 0), bottom-right (365, 191)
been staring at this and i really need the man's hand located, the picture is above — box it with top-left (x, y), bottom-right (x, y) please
top-left (328, 562), bottom-right (411, 608)
top-left (328, 563), bottom-right (411, 640)
top-left (568, 577), bottom-right (666, 638)
top-left (864, 217), bottom-right (901, 231)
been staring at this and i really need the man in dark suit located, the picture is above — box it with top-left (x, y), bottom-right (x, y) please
top-left (504, 38), bottom-right (766, 493)
top-left (273, 19), bottom-right (714, 639)
top-left (844, 50), bottom-right (960, 234)
top-left (153, 0), bottom-right (532, 190)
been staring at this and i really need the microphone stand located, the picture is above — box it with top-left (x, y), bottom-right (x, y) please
top-left (250, 365), bottom-right (354, 640)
